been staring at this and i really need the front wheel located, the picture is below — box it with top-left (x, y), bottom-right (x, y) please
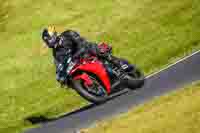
top-left (72, 74), bottom-right (109, 104)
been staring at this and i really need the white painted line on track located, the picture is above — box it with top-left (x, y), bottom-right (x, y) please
top-left (145, 49), bottom-right (200, 79)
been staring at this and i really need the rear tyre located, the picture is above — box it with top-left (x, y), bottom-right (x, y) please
top-left (126, 67), bottom-right (145, 89)
top-left (72, 74), bottom-right (109, 104)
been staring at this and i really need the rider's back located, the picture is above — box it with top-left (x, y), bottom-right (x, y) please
top-left (52, 30), bottom-right (87, 64)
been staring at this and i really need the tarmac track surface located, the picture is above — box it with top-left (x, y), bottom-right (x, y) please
top-left (25, 50), bottom-right (200, 133)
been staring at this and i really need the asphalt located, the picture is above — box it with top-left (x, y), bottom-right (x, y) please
top-left (24, 51), bottom-right (200, 133)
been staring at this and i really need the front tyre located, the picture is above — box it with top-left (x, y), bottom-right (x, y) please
top-left (72, 74), bottom-right (109, 104)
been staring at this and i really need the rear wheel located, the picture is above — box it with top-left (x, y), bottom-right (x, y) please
top-left (72, 74), bottom-right (109, 104)
top-left (130, 67), bottom-right (144, 78)
top-left (125, 67), bottom-right (145, 89)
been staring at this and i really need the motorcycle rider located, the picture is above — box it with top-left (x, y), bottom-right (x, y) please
top-left (42, 26), bottom-right (123, 85)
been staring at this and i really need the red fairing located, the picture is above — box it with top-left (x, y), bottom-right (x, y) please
top-left (72, 60), bottom-right (111, 94)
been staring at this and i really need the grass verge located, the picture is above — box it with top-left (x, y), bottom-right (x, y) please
top-left (0, 0), bottom-right (200, 132)
top-left (84, 81), bottom-right (200, 133)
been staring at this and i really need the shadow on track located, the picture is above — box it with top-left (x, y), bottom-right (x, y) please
top-left (25, 89), bottom-right (129, 124)
top-left (26, 104), bottom-right (96, 124)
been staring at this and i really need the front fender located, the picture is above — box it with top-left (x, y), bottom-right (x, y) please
top-left (74, 73), bottom-right (93, 86)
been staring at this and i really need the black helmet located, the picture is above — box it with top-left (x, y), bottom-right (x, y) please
top-left (42, 26), bottom-right (58, 47)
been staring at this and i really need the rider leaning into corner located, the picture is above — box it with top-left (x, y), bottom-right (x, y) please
top-left (42, 25), bottom-right (125, 86)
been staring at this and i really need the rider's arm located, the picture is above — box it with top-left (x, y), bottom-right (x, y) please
top-left (73, 46), bottom-right (87, 59)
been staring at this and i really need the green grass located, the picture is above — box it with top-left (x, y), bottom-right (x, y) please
top-left (0, 0), bottom-right (200, 132)
top-left (84, 81), bottom-right (200, 133)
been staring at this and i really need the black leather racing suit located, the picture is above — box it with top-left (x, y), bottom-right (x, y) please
top-left (44, 30), bottom-right (121, 83)
top-left (44, 30), bottom-right (99, 82)
top-left (51, 30), bottom-right (97, 66)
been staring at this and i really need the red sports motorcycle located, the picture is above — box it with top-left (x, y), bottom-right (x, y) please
top-left (63, 44), bottom-right (145, 104)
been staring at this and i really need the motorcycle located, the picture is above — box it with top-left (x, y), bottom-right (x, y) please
top-left (62, 44), bottom-right (145, 104)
